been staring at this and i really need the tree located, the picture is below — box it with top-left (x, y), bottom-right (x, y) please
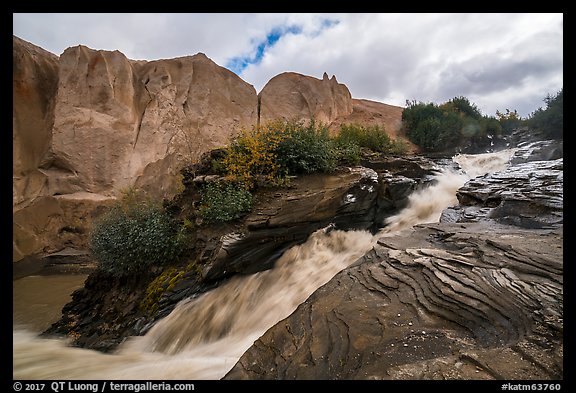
top-left (527, 89), bottom-right (563, 139)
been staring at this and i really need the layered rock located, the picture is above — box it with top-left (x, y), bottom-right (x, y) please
top-left (441, 158), bottom-right (563, 229)
top-left (225, 222), bottom-right (563, 380)
top-left (202, 167), bottom-right (380, 281)
top-left (225, 147), bottom-right (564, 380)
top-left (258, 72), bottom-right (353, 126)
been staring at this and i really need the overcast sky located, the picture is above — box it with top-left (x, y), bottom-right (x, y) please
top-left (13, 13), bottom-right (563, 118)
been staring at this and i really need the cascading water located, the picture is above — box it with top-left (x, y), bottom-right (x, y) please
top-left (13, 149), bottom-right (516, 380)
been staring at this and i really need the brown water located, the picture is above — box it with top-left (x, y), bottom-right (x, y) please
top-left (13, 150), bottom-right (516, 380)
top-left (13, 274), bottom-right (88, 332)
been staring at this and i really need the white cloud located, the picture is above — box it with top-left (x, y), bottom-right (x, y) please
top-left (13, 12), bottom-right (562, 118)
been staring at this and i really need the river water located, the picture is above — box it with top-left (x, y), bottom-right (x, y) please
top-left (13, 274), bottom-right (88, 333)
top-left (12, 149), bottom-right (516, 380)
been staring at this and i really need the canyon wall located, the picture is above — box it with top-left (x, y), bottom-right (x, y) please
top-left (12, 35), bottom-right (404, 262)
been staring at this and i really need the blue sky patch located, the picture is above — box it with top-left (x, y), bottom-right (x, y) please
top-left (226, 25), bottom-right (303, 75)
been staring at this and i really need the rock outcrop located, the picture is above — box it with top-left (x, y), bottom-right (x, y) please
top-left (225, 221), bottom-right (563, 380)
top-left (49, 47), bottom-right (258, 197)
top-left (224, 145), bottom-right (564, 380)
top-left (202, 167), bottom-right (380, 281)
top-left (12, 36), bottom-right (260, 262)
top-left (442, 143), bottom-right (563, 229)
top-left (258, 72), bottom-right (353, 127)
top-left (442, 159), bottom-right (563, 229)
top-left (13, 36), bottom-right (59, 208)
top-left (13, 35), bottom-right (409, 264)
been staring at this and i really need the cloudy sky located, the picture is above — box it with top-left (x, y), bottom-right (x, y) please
top-left (13, 13), bottom-right (563, 118)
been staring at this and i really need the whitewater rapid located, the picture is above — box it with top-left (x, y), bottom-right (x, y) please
top-left (13, 149), bottom-right (516, 380)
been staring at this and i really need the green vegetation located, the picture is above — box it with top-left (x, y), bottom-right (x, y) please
top-left (275, 120), bottom-right (337, 175)
top-left (335, 124), bottom-right (408, 156)
top-left (402, 96), bottom-right (492, 152)
top-left (496, 109), bottom-right (521, 135)
top-left (527, 88), bottom-right (563, 139)
top-left (89, 189), bottom-right (186, 277)
top-left (198, 181), bottom-right (253, 223)
top-left (141, 261), bottom-right (199, 315)
top-left (402, 89), bottom-right (563, 152)
top-left (201, 119), bottom-right (407, 223)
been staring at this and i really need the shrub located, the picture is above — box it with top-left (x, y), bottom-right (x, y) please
top-left (220, 119), bottom-right (339, 188)
top-left (402, 99), bottom-right (478, 151)
top-left (89, 192), bottom-right (185, 277)
top-left (221, 120), bottom-right (287, 189)
top-left (198, 181), bottom-right (253, 223)
top-left (275, 120), bottom-right (337, 174)
top-left (335, 124), bottom-right (408, 155)
top-left (496, 109), bottom-right (522, 135)
top-left (335, 140), bottom-right (362, 165)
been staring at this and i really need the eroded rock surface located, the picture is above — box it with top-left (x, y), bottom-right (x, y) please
top-left (442, 158), bottom-right (563, 229)
top-left (225, 222), bottom-right (563, 380)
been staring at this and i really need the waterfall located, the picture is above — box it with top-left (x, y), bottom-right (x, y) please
top-left (13, 149), bottom-right (516, 380)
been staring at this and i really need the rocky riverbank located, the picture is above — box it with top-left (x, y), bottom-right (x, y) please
top-left (225, 143), bottom-right (563, 380)
top-left (42, 152), bottom-right (441, 351)
top-left (41, 138), bottom-right (563, 380)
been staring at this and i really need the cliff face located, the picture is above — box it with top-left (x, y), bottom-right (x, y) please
top-left (12, 35), bottom-right (405, 262)
top-left (49, 47), bottom-right (258, 197)
top-left (13, 36), bottom-right (59, 207)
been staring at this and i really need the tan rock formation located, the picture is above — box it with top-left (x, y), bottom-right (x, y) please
top-left (332, 99), bottom-right (404, 135)
top-left (49, 48), bottom-right (258, 197)
top-left (12, 35), bottom-right (407, 263)
top-left (13, 37), bottom-right (258, 262)
top-left (259, 72), bottom-right (353, 126)
top-left (13, 36), bottom-right (59, 208)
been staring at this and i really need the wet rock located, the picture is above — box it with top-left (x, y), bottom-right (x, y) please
top-left (442, 158), bottom-right (563, 229)
top-left (225, 222), bottom-right (563, 380)
top-left (510, 139), bottom-right (563, 165)
top-left (202, 167), bottom-right (380, 281)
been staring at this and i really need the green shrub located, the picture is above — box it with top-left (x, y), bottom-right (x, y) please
top-left (89, 193), bottom-right (185, 277)
top-left (275, 120), bottom-right (337, 175)
top-left (335, 140), bottom-right (362, 165)
top-left (496, 109), bottom-right (522, 134)
top-left (402, 100), bottom-right (469, 151)
top-left (220, 119), bottom-right (339, 188)
top-left (198, 181), bottom-right (253, 223)
top-left (335, 124), bottom-right (407, 155)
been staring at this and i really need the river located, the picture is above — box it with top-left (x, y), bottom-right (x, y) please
top-left (12, 149), bottom-right (516, 380)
